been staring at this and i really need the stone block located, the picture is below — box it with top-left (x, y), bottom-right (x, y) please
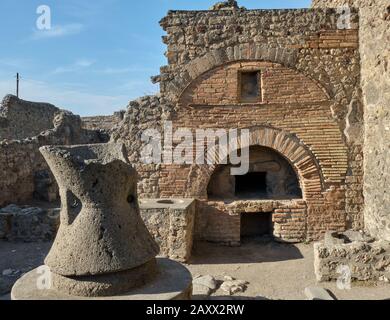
top-left (314, 231), bottom-right (390, 283)
top-left (304, 287), bottom-right (334, 300)
top-left (140, 198), bottom-right (196, 262)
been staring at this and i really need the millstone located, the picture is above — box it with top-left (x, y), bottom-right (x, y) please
top-left (12, 142), bottom-right (192, 299)
top-left (41, 143), bottom-right (159, 278)
top-left (27, 143), bottom-right (162, 297)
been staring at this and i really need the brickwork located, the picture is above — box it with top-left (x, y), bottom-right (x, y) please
top-left (182, 61), bottom-right (329, 105)
top-left (312, 0), bottom-right (390, 241)
top-left (112, 5), bottom-right (364, 244)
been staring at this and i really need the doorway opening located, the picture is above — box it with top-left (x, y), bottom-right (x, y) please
top-left (240, 212), bottom-right (273, 240)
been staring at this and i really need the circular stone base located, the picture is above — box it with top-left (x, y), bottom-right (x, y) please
top-left (11, 258), bottom-right (192, 300)
top-left (51, 259), bottom-right (158, 297)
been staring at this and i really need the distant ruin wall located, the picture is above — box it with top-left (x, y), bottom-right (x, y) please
top-left (0, 95), bottom-right (61, 141)
top-left (0, 96), bottom-right (107, 207)
top-left (82, 111), bottom-right (125, 132)
top-left (312, 0), bottom-right (390, 241)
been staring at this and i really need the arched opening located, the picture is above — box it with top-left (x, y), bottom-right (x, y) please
top-left (207, 146), bottom-right (302, 201)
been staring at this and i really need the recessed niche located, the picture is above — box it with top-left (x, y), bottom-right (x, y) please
top-left (239, 71), bottom-right (261, 102)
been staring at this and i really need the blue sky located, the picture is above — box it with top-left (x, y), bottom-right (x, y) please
top-left (0, 0), bottom-right (311, 116)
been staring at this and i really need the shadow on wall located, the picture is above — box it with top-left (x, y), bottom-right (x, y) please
top-left (190, 239), bottom-right (304, 265)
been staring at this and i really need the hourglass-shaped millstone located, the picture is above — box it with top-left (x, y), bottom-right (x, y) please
top-left (39, 143), bottom-right (160, 296)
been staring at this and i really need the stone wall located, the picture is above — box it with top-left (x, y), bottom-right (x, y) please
top-left (112, 5), bottom-right (364, 243)
top-left (312, 0), bottom-right (390, 241)
top-left (0, 96), bottom-right (107, 207)
top-left (82, 111), bottom-right (125, 132)
top-left (139, 199), bottom-right (196, 262)
top-left (314, 231), bottom-right (390, 282)
top-left (111, 95), bottom-right (175, 198)
top-left (0, 205), bottom-right (59, 242)
top-left (0, 95), bottom-right (61, 141)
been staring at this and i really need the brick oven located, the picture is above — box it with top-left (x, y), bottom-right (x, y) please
top-left (113, 3), bottom-right (364, 248)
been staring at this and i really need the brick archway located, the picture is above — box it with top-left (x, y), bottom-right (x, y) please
top-left (185, 126), bottom-right (324, 201)
top-left (164, 44), bottom-right (332, 101)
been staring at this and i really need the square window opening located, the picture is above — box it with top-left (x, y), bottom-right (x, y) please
top-left (239, 71), bottom-right (261, 102)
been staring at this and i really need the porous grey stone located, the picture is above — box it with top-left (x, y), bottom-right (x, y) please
top-left (51, 259), bottom-right (158, 297)
top-left (220, 279), bottom-right (249, 295)
top-left (314, 231), bottom-right (390, 282)
top-left (139, 198), bottom-right (196, 262)
top-left (12, 142), bottom-right (193, 300)
top-left (40, 143), bottom-right (160, 278)
top-left (11, 258), bottom-right (192, 300)
top-left (192, 284), bottom-right (212, 297)
top-left (193, 275), bottom-right (218, 291)
top-left (34, 142), bottom-right (164, 297)
top-left (304, 287), bottom-right (335, 300)
top-left (210, 1), bottom-right (241, 11)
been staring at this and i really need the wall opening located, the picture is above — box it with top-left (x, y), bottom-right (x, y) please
top-left (235, 172), bottom-right (267, 199)
top-left (241, 212), bottom-right (273, 239)
top-left (239, 70), bottom-right (261, 102)
top-left (207, 146), bottom-right (303, 200)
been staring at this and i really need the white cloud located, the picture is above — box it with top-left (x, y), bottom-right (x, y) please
top-left (52, 59), bottom-right (96, 74)
top-left (31, 23), bottom-right (84, 40)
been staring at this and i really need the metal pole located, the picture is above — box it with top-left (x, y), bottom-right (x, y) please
top-left (16, 73), bottom-right (19, 98)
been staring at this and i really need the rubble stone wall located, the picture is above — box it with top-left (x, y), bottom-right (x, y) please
top-left (312, 0), bottom-right (390, 241)
top-left (0, 96), bottom-right (107, 207)
top-left (82, 111), bottom-right (125, 132)
top-left (0, 95), bottom-right (61, 141)
top-left (0, 205), bottom-right (59, 242)
top-left (314, 231), bottom-right (390, 282)
top-left (139, 199), bottom-right (196, 262)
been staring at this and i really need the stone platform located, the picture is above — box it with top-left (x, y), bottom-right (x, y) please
top-left (139, 199), bottom-right (196, 262)
top-left (11, 258), bottom-right (192, 300)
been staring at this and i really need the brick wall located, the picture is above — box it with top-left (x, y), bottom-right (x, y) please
top-left (182, 62), bottom-right (328, 105)
top-left (312, 0), bottom-right (390, 241)
top-left (113, 6), bottom-right (364, 244)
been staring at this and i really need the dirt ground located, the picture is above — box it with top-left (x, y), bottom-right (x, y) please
top-left (1, 238), bottom-right (389, 300)
top-left (187, 238), bottom-right (390, 300)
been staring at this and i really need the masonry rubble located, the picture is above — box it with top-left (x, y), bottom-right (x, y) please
top-left (0, 95), bottom-right (108, 207)
top-left (314, 231), bottom-right (390, 283)
top-left (0, 205), bottom-right (59, 242)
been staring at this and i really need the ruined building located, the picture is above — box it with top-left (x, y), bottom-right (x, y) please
top-left (1, 0), bottom-right (389, 257)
